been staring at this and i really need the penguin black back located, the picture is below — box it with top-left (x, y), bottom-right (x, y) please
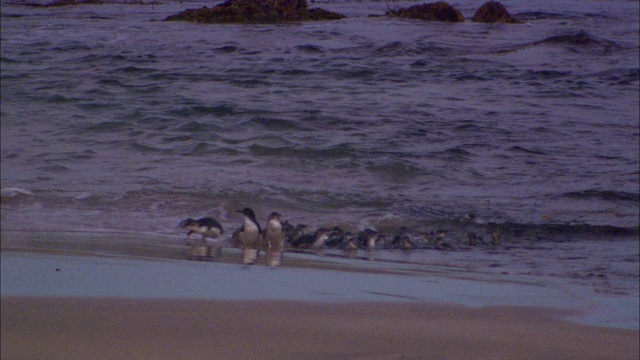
top-left (237, 208), bottom-right (262, 234)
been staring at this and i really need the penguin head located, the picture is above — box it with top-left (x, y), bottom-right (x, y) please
top-left (237, 208), bottom-right (256, 218)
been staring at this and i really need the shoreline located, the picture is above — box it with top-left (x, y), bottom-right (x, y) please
top-left (2, 297), bottom-right (638, 360)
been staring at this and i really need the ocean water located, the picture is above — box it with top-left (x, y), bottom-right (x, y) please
top-left (1, 0), bottom-right (639, 239)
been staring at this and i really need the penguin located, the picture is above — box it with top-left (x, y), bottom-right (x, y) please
top-left (265, 212), bottom-right (285, 267)
top-left (283, 222), bottom-right (307, 247)
top-left (433, 229), bottom-right (452, 250)
top-left (433, 229), bottom-right (448, 244)
top-left (491, 230), bottom-right (501, 246)
top-left (399, 235), bottom-right (412, 251)
top-left (342, 232), bottom-right (358, 250)
top-left (358, 228), bottom-right (380, 250)
top-left (324, 226), bottom-right (345, 247)
top-left (291, 227), bottom-right (331, 249)
top-left (393, 227), bottom-right (412, 251)
top-left (468, 231), bottom-right (478, 246)
top-left (311, 228), bottom-right (332, 248)
top-left (342, 232), bottom-right (358, 259)
top-left (179, 215), bottom-right (224, 245)
top-left (236, 208), bottom-right (263, 265)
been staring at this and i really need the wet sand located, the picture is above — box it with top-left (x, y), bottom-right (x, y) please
top-left (2, 297), bottom-right (638, 360)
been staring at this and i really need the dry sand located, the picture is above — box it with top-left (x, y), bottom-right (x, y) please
top-left (2, 297), bottom-right (638, 360)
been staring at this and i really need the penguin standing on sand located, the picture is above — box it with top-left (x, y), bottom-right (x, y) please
top-left (359, 228), bottom-right (381, 250)
top-left (265, 212), bottom-right (285, 267)
top-left (236, 208), bottom-right (262, 265)
top-left (179, 215), bottom-right (224, 245)
top-left (342, 232), bottom-right (358, 259)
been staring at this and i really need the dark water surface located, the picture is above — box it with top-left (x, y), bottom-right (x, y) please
top-left (1, 0), bottom-right (638, 236)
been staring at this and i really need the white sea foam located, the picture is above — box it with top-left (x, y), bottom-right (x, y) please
top-left (0, 187), bottom-right (34, 198)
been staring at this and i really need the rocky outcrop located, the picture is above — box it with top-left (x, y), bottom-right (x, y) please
top-left (164, 0), bottom-right (345, 23)
top-left (472, 1), bottom-right (520, 23)
top-left (309, 8), bottom-right (346, 21)
top-left (388, 1), bottom-right (464, 23)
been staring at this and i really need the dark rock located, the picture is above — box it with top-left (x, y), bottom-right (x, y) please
top-left (164, 0), bottom-right (345, 23)
top-left (29, 0), bottom-right (157, 7)
top-left (309, 8), bottom-right (346, 21)
top-left (388, 1), bottom-right (464, 23)
top-left (472, 1), bottom-right (521, 23)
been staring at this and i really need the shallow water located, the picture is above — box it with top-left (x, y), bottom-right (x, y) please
top-left (1, 228), bottom-right (638, 329)
top-left (1, 0), bottom-right (638, 236)
top-left (2, 249), bottom-right (638, 330)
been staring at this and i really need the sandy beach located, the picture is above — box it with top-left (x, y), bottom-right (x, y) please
top-left (1, 229), bottom-right (638, 359)
top-left (2, 297), bottom-right (638, 360)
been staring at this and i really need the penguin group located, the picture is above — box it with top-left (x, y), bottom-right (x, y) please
top-left (179, 208), bottom-right (285, 267)
top-left (281, 224), bottom-right (500, 252)
top-left (179, 208), bottom-right (504, 266)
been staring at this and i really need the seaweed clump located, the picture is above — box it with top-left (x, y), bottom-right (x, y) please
top-left (164, 0), bottom-right (346, 23)
top-left (387, 1), bottom-right (464, 22)
top-left (472, 1), bottom-right (521, 23)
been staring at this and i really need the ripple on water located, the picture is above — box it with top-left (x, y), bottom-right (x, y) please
top-left (169, 105), bottom-right (236, 118)
top-left (294, 44), bottom-right (324, 54)
top-left (365, 162), bottom-right (425, 182)
top-left (174, 120), bottom-right (223, 133)
top-left (87, 121), bottom-right (132, 132)
top-left (248, 116), bottom-right (307, 131)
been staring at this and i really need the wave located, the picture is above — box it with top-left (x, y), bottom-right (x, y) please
top-left (249, 116), bottom-right (305, 130)
top-left (0, 187), bottom-right (34, 198)
top-left (228, 78), bottom-right (272, 88)
top-left (514, 11), bottom-right (576, 20)
top-left (183, 141), bottom-right (210, 156)
top-left (129, 142), bottom-right (174, 154)
top-left (0, 12), bottom-right (27, 18)
top-left (365, 162), bottom-right (425, 181)
top-left (494, 222), bottom-right (639, 239)
top-left (523, 70), bottom-right (571, 80)
top-left (0, 56), bottom-right (21, 63)
top-left (76, 101), bottom-right (120, 111)
top-left (87, 121), bottom-right (132, 132)
top-left (168, 105), bottom-right (236, 118)
top-left (428, 147), bottom-right (472, 161)
top-left (79, 54), bottom-right (127, 63)
top-left (248, 143), bottom-right (355, 158)
top-left (560, 190), bottom-right (640, 202)
top-left (494, 30), bottom-right (622, 56)
top-left (537, 31), bottom-right (616, 47)
top-left (112, 66), bottom-right (157, 74)
top-left (534, 31), bottom-right (622, 55)
top-left (213, 45), bottom-right (239, 54)
top-left (282, 68), bottom-right (312, 76)
top-left (375, 41), bottom-right (404, 56)
top-left (594, 68), bottom-right (640, 86)
top-left (295, 44), bottom-right (324, 54)
top-left (38, 164), bottom-right (71, 173)
top-left (509, 146), bottom-right (547, 155)
top-left (174, 120), bottom-right (224, 133)
top-left (51, 42), bottom-right (92, 52)
top-left (46, 94), bottom-right (83, 103)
